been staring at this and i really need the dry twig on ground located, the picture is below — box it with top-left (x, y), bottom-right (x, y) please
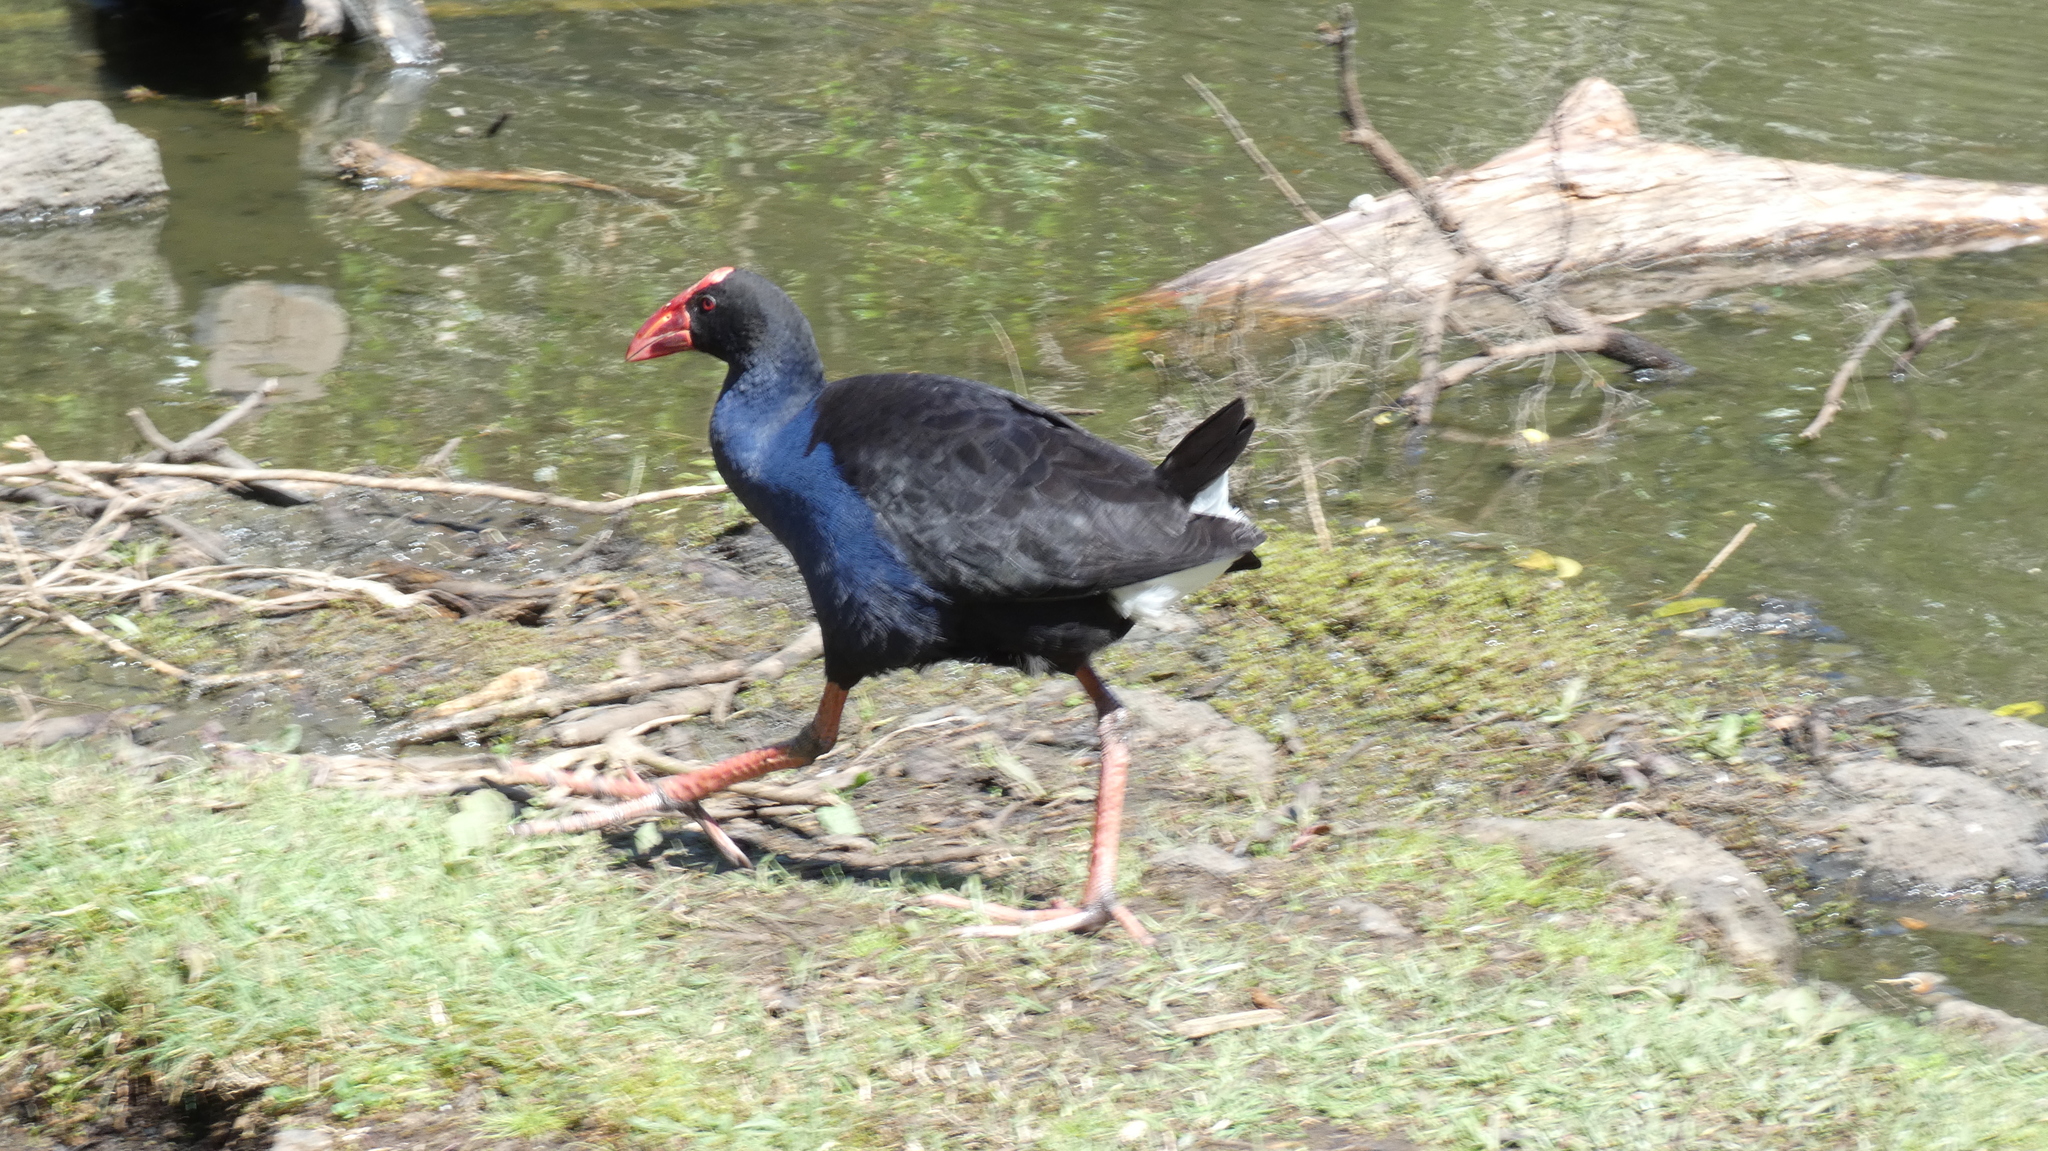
top-left (389, 626), bottom-right (823, 746)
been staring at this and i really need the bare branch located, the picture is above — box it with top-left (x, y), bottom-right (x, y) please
top-left (1799, 292), bottom-right (1916, 440)
top-left (1319, 4), bottom-right (1687, 405)
top-left (1892, 314), bottom-right (1958, 378)
top-left (1, 459), bottom-right (726, 516)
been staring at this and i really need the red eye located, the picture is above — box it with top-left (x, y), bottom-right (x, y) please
top-left (697, 296), bottom-right (716, 312)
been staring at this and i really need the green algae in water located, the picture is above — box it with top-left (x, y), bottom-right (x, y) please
top-left (1157, 531), bottom-right (1803, 747)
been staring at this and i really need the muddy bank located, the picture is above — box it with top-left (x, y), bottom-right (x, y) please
top-left (10, 473), bottom-right (2048, 1042)
top-left (14, 470), bottom-right (2048, 1146)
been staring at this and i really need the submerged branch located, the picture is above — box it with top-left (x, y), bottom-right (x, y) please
top-left (1799, 293), bottom-right (1917, 440)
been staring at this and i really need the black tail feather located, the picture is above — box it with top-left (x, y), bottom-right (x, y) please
top-left (1155, 397), bottom-right (1254, 503)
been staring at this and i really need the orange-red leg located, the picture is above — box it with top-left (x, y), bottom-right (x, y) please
top-left (924, 663), bottom-right (1152, 945)
top-left (506, 683), bottom-right (848, 836)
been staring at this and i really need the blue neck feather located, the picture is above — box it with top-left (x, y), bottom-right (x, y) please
top-left (708, 355), bottom-right (942, 674)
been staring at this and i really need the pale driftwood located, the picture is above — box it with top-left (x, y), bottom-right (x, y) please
top-left (1671, 521), bottom-right (1757, 600)
top-left (334, 141), bottom-right (624, 195)
top-left (0, 457), bottom-right (726, 516)
top-left (1152, 78), bottom-right (2048, 320)
top-left (392, 626), bottom-right (823, 745)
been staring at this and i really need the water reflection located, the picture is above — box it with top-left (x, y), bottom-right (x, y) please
top-left (193, 280), bottom-right (348, 398)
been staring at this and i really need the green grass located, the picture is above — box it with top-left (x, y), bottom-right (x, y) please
top-left (7, 750), bottom-right (2048, 1149)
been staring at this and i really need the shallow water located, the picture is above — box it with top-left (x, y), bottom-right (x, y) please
top-left (4, 0), bottom-right (2048, 1005)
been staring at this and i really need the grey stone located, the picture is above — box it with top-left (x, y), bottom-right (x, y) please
top-left (1192, 726), bottom-right (1277, 800)
top-left (270, 1130), bottom-right (336, 1151)
top-left (1150, 843), bottom-right (1251, 877)
top-left (1895, 707), bottom-right (2048, 800)
top-left (1462, 817), bottom-right (1798, 981)
top-left (1119, 688), bottom-right (1235, 740)
top-left (0, 215), bottom-right (168, 291)
top-left (1333, 899), bottom-right (1415, 938)
top-left (1934, 997), bottom-right (2048, 1052)
top-left (1821, 760), bottom-right (2048, 892)
top-left (0, 102), bottom-right (167, 222)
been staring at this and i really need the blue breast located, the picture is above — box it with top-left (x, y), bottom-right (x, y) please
top-left (710, 387), bottom-right (943, 665)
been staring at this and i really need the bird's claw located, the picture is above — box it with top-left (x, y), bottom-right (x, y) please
top-left (920, 892), bottom-right (1153, 945)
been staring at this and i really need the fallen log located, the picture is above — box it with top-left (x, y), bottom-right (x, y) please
top-left (1150, 77), bottom-right (2048, 320)
top-left (333, 140), bottom-right (628, 195)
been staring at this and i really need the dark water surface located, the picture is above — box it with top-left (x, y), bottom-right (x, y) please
top-left (4, 0), bottom-right (2048, 1002)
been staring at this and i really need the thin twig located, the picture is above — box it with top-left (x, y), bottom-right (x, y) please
top-left (421, 437), bottom-right (464, 473)
top-left (1672, 521), bottom-right (1757, 600)
top-left (1414, 257), bottom-right (1475, 401)
top-left (126, 409), bottom-right (182, 454)
top-left (1891, 315), bottom-right (1958, 378)
top-left (1799, 292), bottom-right (1915, 440)
top-left (0, 459), bottom-right (726, 516)
top-left (1296, 450), bottom-right (1333, 552)
top-left (1187, 74), bottom-right (1322, 225)
top-left (394, 626), bottom-right (822, 745)
top-left (1185, 74), bottom-right (1375, 266)
top-left (1398, 333), bottom-right (1610, 414)
top-left (158, 383), bottom-right (277, 455)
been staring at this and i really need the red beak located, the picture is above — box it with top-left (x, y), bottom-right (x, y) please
top-left (626, 294), bottom-right (692, 362)
top-left (626, 267), bottom-right (737, 363)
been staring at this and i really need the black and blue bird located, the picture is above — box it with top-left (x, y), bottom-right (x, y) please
top-left (516, 267), bottom-right (1263, 940)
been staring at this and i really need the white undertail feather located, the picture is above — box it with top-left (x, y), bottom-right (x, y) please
top-left (1189, 468), bottom-right (1250, 523)
top-left (1109, 467), bottom-right (1249, 620)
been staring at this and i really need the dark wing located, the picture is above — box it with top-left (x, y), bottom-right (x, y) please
top-left (814, 374), bottom-right (1262, 601)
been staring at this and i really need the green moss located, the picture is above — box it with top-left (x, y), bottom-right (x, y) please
top-left (1129, 530), bottom-right (1804, 749)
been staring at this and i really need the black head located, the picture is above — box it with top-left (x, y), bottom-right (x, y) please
top-left (625, 267), bottom-right (811, 368)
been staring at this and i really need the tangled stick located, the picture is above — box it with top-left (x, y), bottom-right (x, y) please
top-left (1, 455), bottom-right (726, 517)
top-left (389, 626), bottom-right (823, 746)
top-left (1318, 6), bottom-right (1688, 421)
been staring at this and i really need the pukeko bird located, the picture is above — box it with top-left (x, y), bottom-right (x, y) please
top-left (513, 267), bottom-right (1264, 940)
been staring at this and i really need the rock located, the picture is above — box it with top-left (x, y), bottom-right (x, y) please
top-left (0, 102), bottom-right (167, 223)
top-left (1150, 843), bottom-right (1251, 878)
top-left (1119, 688), bottom-right (1235, 740)
top-left (1819, 760), bottom-right (2048, 891)
top-left (1894, 707), bottom-right (2048, 800)
top-left (1887, 972), bottom-right (2048, 1052)
top-left (1333, 899), bottom-right (1416, 938)
top-left (1934, 998), bottom-right (2048, 1052)
top-left (1192, 726), bottom-right (1277, 800)
top-left (0, 214), bottom-right (170, 292)
top-left (270, 1130), bottom-right (336, 1151)
top-left (1462, 817), bottom-right (1798, 981)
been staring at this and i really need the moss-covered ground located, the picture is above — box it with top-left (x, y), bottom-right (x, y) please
top-left (5, 528), bottom-right (2038, 1149)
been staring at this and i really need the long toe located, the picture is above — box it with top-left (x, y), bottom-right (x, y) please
top-left (921, 893), bottom-right (1150, 942)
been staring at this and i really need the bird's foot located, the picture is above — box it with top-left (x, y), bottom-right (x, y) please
top-left (497, 749), bottom-right (785, 866)
top-left (920, 892), bottom-right (1153, 945)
